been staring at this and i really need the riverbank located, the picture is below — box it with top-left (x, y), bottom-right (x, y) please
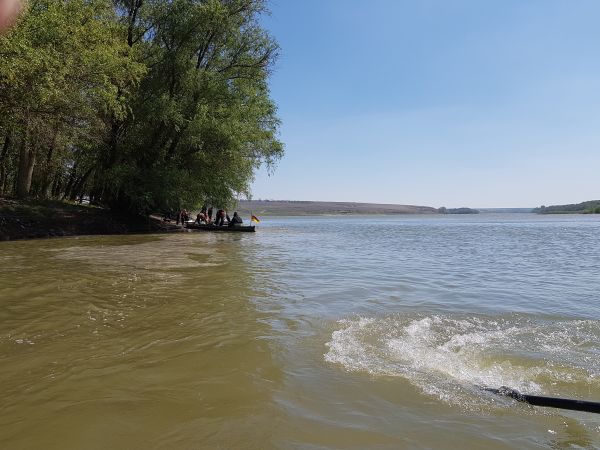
top-left (0, 198), bottom-right (182, 241)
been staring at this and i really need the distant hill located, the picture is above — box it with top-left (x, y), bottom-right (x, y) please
top-left (533, 200), bottom-right (600, 214)
top-left (438, 207), bottom-right (480, 214)
top-left (236, 200), bottom-right (439, 216)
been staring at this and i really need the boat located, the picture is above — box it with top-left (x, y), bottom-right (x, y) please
top-left (185, 222), bottom-right (256, 232)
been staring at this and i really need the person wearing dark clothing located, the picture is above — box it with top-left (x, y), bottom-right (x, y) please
top-left (215, 209), bottom-right (226, 226)
top-left (207, 207), bottom-right (213, 223)
top-left (179, 209), bottom-right (189, 225)
top-left (229, 212), bottom-right (243, 227)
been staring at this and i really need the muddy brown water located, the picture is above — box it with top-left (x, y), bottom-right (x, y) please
top-left (1, 215), bottom-right (599, 449)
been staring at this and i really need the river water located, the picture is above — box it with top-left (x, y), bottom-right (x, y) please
top-left (1, 214), bottom-right (599, 449)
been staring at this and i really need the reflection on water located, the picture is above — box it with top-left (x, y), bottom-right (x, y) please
top-left (1, 214), bottom-right (600, 449)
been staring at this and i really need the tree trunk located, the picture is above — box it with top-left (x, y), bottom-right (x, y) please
top-left (0, 164), bottom-right (6, 196)
top-left (0, 133), bottom-right (11, 161)
top-left (16, 125), bottom-right (35, 199)
top-left (51, 172), bottom-right (62, 199)
top-left (0, 133), bottom-right (12, 196)
top-left (69, 166), bottom-right (93, 201)
top-left (62, 163), bottom-right (78, 200)
top-left (39, 128), bottom-right (58, 198)
top-left (105, 115), bottom-right (122, 170)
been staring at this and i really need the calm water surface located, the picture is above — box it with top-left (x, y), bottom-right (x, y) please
top-left (1, 214), bottom-right (599, 449)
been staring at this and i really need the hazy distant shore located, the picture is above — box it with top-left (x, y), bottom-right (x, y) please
top-left (533, 200), bottom-right (600, 214)
top-left (236, 200), bottom-right (440, 216)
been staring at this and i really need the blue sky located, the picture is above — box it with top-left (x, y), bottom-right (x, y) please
top-left (251, 0), bottom-right (600, 208)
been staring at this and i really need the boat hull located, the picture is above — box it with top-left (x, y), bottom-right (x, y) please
top-left (185, 223), bottom-right (256, 232)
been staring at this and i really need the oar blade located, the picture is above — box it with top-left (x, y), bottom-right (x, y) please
top-left (482, 386), bottom-right (600, 414)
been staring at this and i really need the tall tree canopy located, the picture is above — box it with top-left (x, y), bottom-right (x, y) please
top-left (0, 0), bottom-right (282, 213)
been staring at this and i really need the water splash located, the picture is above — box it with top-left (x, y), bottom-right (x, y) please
top-left (325, 314), bottom-right (600, 407)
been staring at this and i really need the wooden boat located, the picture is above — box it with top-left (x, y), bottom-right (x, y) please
top-left (185, 222), bottom-right (256, 232)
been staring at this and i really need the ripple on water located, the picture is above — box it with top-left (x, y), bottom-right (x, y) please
top-left (52, 234), bottom-right (226, 271)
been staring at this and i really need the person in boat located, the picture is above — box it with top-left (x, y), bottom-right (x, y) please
top-left (197, 205), bottom-right (207, 224)
top-left (214, 209), bottom-right (227, 226)
top-left (207, 207), bottom-right (213, 223)
top-left (196, 212), bottom-right (207, 225)
top-left (229, 212), bottom-right (243, 227)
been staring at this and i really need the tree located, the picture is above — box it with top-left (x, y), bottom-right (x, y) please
top-left (0, 0), bottom-right (143, 199)
top-left (0, 0), bottom-right (282, 212)
top-left (99, 0), bottom-right (283, 213)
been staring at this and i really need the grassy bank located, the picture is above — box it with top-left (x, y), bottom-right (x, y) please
top-left (0, 198), bottom-right (181, 241)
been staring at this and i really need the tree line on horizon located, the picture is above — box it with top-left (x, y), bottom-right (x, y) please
top-left (0, 0), bottom-right (282, 213)
top-left (534, 200), bottom-right (600, 214)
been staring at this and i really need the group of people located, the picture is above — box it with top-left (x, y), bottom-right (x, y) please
top-left (163, 206), bottom-right (244, 227)
top-left (195, 206), bottom-right (243, 227)
top-left (196, 206), bottom-right (244, 227)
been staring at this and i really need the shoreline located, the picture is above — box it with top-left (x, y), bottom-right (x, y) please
top-left (0, 198), bottom-right (186, 242)
top-left (5, 198), bottom-right (585, 242)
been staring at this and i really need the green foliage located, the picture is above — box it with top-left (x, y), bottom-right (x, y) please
top-left (0, 0), bottom-right (282, 213)
top-left (0, 0), bottom-right (144, 199)
top-left (534, 200), bottom-right (600, 214)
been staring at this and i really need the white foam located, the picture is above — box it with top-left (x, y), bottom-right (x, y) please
top-left (324, 314), bottom-right (600, 406)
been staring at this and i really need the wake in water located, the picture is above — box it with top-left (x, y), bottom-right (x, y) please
top-left (324, 314), bottom-right (600, 408)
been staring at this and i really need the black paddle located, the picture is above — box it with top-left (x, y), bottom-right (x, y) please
top-left (483, 386), bottom-right (600, 414)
